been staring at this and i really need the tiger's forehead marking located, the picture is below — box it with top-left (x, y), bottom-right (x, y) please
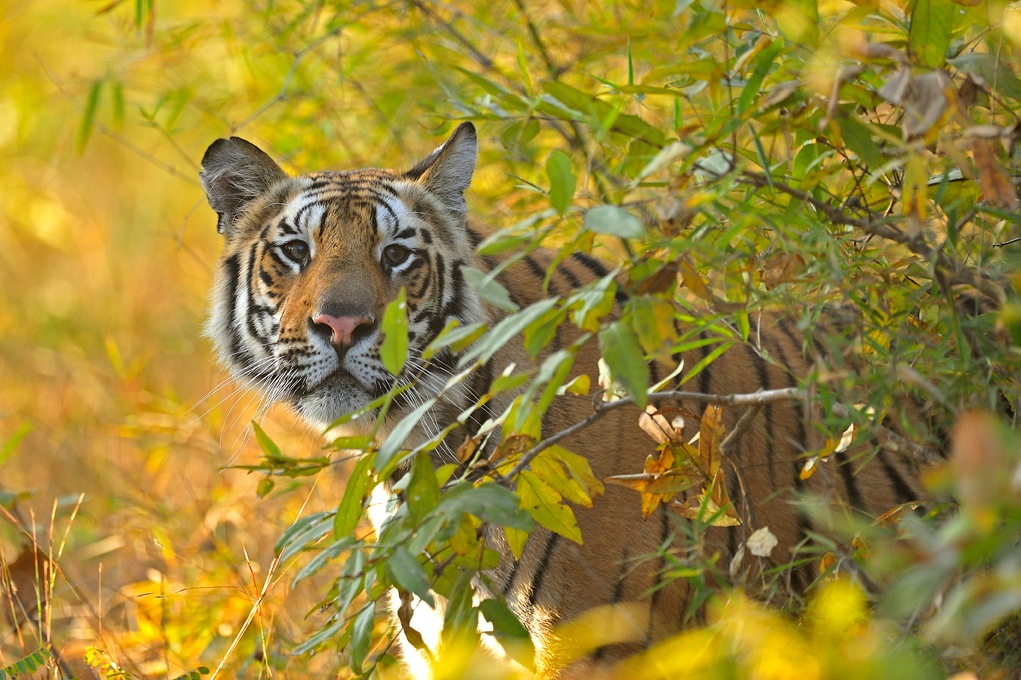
top-left (278, 170), bottom-right (413, 244)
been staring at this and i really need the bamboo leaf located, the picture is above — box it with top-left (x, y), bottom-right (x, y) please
top-left (334, 452), bottom-right (377, 538)
top-left (546, 150), bottom-right (576, 215)
top-left (598, 321), bottom-right (650, 407)
top-left (583, 205), bottom-right (645, 239)
top-left (386, 546), bottom-right (435, 607)
top-left (77, 79), bottom-right (103, 152)
top-left (380, 288), bottom-right (409, 375)
top-left (909, 0), bottom-right (953, 68)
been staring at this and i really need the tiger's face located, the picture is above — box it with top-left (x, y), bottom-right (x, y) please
top-left (200, 123), bottom-right (486, 431)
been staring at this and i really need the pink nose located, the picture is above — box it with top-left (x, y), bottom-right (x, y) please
top-left (312, 314), bottom-right (373, 348)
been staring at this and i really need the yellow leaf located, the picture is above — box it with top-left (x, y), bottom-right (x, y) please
top-left (800, 422), bottom-right (856, 479)
top-left (505, 526), bottom-right (528, 560)
top-left (531, 453), bottom-right (593, 507)
top-left (518, 470), bottom-right (582, 543)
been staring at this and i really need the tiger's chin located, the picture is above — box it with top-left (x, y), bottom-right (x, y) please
top-left (289, 373), bottom-right (378, 433)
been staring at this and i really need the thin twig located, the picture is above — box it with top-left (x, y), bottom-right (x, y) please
top-left (500, 384), bottom-right (943, 483)
top-left (501, 387), bottom-right (804, 482)
top-left (719, 404), bottom-right (763, 457)
top-left (738, 171), bottom-right (1004, 300)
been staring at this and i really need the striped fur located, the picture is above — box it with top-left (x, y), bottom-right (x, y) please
top-left (201, 123), bottom-right (928, 678)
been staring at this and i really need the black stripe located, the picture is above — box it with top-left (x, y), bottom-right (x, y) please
top-left (527, 533), bottom-right (560, 609)
top-left (570, 252), bottom-right (629, 305)
top-left (649, 506), bottom-right (671, 610)
top-left (243, 246), bottom-right (273, 354)
top-left (696, 331), bottom-right (713, 395)
top-left (222, 254), bottom-right (245, 362)
top-left (523, 254), bottom-right (554, 295)
top-left (837, 457), bottom-right (867, 511)
top-left (592, 552), bottom-right (630, 662)
top-left (872, 438), bottom-right (920, 503)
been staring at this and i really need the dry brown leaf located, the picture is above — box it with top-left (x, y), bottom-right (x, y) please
top-left (760, 252), bottom-right (806, 289)
top-left (879, 69), bottom-right (953, 140)
top-left (670, 493), bottom-right (741, 526)
top-left (605, 446), bottom-right (702, 519)
top-left (678, 257), bottom-right (712, 301)
top-left (973, 138), bottom-right (1020, 209)
top-left (638, 405), bottom-right (687, 445)
top-left (699, 404), bottom-right (724, 482)
top-left (456, 435), bottom-right (480, 463)
top-left (633, 261), bottom-right (680, 296)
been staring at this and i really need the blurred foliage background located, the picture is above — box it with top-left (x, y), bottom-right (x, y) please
top-left (2, 0), bottom-right (1021, 678)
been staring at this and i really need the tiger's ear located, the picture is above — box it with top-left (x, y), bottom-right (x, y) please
top-left (405, 122), bottom-right (477, 216)
top-left (200, 137), bottom-right (288, 235)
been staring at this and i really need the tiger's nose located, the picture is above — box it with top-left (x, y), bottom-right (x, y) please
top-left (311, 313), bottom-right (374, 349)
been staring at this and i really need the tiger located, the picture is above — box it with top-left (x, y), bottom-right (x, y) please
top-left (199, 122), bottom-right (933, 678)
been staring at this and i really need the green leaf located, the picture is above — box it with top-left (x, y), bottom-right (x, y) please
top-left (461, 265), bottom-right (519, 313)
top-left (598, 321), bottom-right (650, 408)
top-left (77, 79), bottom-right (103, 152)
top-left (480, 599), bottom-right (536, 671)
top-left (909, 0), bottom-right (953, 69)
top-left (323, 435), bottom-right (374, 451)
top-left (406, 451), bottom-right (440, 523)
top-left (276, 511), bottom-right (334, 562)
top-left (256, 477), bottom-right (274, 498)
top-left (583, 205), bottom-right (645, 239)
top-left (541, 81), bottom-right (665, 146)
top-left (349, 602), bottom-right (376, 673)
top-left (567, 272), bottom-right (618, 331)
top-left (737, 40), bottom-right (782, 114)
top-left (386, 546), bottom-right (435, 607)
top-left (546, 150), bottom-right (576, 216)
top-left (335, 549), bottom-right (369, 614)
top-left (335, 452), bottom-right (377, 538)
top-left (376, 397), bottom-right (437, 473)
top-left (110, 79), bottom-right (125, 127)
top-left (293, 616), bottom-right (346, 656)
top-left (292, 537), bottom-right (354, 586)
top-left (380, 288), bottom-right (409, 375)
top-left (424, 320), bottom-right (487, 359)
top-left (251, 421), bottom-right (283, 459)
top-left (523, 305), bottom-right (567, 356)
top-left (459, 298), bottom-right (560, 367)
top-left (436, 483), bottom-right (535, 532)
top-left (0, 422), bottom-right (31, 468)
top-left (948, 53), bottom-right (1021, 102)
top-left (838, 113), bottom-right (883, 168)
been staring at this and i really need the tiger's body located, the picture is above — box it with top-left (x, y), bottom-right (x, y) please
top-left (200, 123), bottom-right (929, 678)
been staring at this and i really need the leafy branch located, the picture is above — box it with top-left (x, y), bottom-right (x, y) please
top-left (501, 385), bottom-right (942, 485)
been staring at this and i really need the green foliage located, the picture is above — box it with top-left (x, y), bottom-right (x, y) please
top-left (0, 647), bottom-right (50, 679)
top-left (381, 289), bottom-right (410, 376)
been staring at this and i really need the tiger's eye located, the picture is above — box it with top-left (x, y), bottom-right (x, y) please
top-left (282, 240), bottom-right (309, 264)
top-left (383, 244), bottom-right (412, 267)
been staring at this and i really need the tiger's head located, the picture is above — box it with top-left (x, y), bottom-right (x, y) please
top-left (200, 123), bottom-right (487, 433)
